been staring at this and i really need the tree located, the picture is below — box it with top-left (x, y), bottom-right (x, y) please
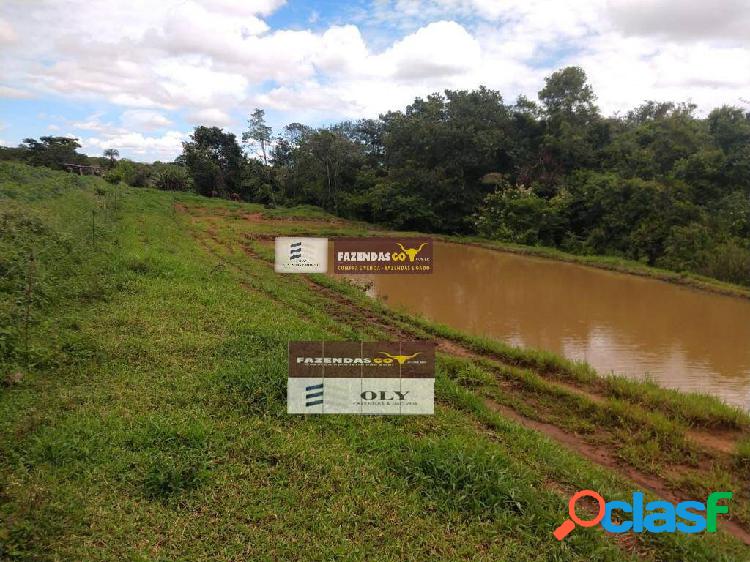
top-left (307, 129), bottom-right (359, 213)
top-left (20, 136), bottom-right (83, 169)
top-left (474, 181), bottom-right (568, 246)
top-left (379, 87), bottom-right (513, 232)
top-left (268, 123), bottom-right (365, 213)
top-left (707, 106), bottom-right (750, 153)
top-left (538, 66), bottom-right (597, 119)
top-left (537, 67), bottom-right (601, 181)
top-left (607, 101), bottom-right (703, 180)
top-left (181, 126), bottom-right (243, 197)
top-left (241, 158), bottom-right (274, 204)
top-left (103, 148), bottom-right (119, 168)
top-left (707, 106), bottom-right (750, 191)
top-left (242, 108), bottom-right (272, 165)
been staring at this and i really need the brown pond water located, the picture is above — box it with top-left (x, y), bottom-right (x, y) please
top-left (337, 241), bottom-right (750, 410)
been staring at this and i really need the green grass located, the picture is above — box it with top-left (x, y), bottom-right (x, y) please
top-left (1, 163), bottom-right (748, 561)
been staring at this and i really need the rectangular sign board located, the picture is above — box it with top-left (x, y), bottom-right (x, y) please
top-left (275, 237), bottom-right (328, 273)
top-left (288, 341), bottom-right (435, 414)
top-left (333, 237), bottom-right (433, 274)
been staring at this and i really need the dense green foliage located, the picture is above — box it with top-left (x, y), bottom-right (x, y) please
top-left (15, 137), bottom-right (86, 170)
top-left (238, 67), bottom-right (749, 285)
top-left (4, 66), bottom-right (749, 285)
top-left (1, 139), bottom-right (190, 192)
top-left (180, 126), bottom-right (243, 197)
top-left (103, 160), bottom-right (190, 192)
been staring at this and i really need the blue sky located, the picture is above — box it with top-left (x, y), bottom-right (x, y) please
top-left (1, 0), bottom-right (749, 161)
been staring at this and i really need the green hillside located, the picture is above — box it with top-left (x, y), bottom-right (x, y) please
top-left (1, 162), bottom-right (749, 561)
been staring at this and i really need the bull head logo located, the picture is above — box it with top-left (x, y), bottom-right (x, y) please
top-left (395, 242), bottom-right (427, 262)
top-left (379, 352), bottom-right (420, 365)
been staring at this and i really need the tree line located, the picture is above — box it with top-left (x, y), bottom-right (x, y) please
top-left (3, 66), bottom-right (749, 285)
top-left (180, 67), bottom-right (750, 285)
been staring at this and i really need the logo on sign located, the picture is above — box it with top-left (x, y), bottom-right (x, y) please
top-left (394, 242), bottom-right (427, 262)
top-left (333, 238), bottom-right (433, 274)
top-left (380, 352), bottom-right (420, 364)
top-left (553, 490), bottom-right (734, 540)
top-left (275, 237), bottom-right (328, 273)
top-left (290, 241), bottom-right (303, 260)
top-left (305, 382), bottom-right (324, 407)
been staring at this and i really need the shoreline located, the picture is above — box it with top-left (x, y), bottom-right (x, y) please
top-left (436, 234), bottom-right (750, 302)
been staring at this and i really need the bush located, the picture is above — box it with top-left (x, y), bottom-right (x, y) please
top-left (103, 168), bottom-right (122, 184)
top-left (703, 241), bottom-right (750, 285)
top-left (658, 222), bottom-right (713, 272)
top-left (106, 160), bottom-right (150, 187)
top-left (474, 185), bottom-right (567, 246)
top-left (152, 164), bottom-right (190, 191)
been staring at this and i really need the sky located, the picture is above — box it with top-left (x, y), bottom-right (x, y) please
top-left (1, 0), bottom-right (749, 162)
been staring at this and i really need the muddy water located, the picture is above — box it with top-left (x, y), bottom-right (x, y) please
top-left (340, 241), bottom-right (750, 410)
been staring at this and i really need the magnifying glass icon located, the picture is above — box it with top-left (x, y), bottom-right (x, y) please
top-left (553, 490), bottom-right (606, 540)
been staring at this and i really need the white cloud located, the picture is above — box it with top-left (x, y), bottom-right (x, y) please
top-left (188, 108), bottom-right (233, 127)
top-left (573, 36), bottom-right (750, 115)
top-left (194, 0), bottom-right (286, 18)
top-left (314, 25), bottom-right (369, 76)
top-left (0, 18), bottom-right (16, 43)
top-left (607, 0), bottom-right (750, 42)
top-left (379, 0), bottom-right (750, 114)
top-left (81, 130), bottom-right (187, 160)
top-left (0, 85), bottom-right (33, 98)
top-left (379, 20), bottom-right (481, 81)
top-left (120, 110), bottom-right (172, 131)
top-left (67, 111), bottom-right (185, 160)
top-left (256, 20), bottom-right (486, 117)
top-left (0, 0), bottom-right (292, 112)
top-left (0, 0), bottom-right (749, 162)
top-left (153, 60), bottom-right (249, 108)
top-left (70, 113), bottom-right (111, 133)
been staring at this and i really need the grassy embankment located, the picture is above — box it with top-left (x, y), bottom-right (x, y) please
top-left (1, 162), bottom-right (749, 561)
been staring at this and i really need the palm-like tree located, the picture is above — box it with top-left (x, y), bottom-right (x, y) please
top-left (103, 148), bottom-right (119, 168)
